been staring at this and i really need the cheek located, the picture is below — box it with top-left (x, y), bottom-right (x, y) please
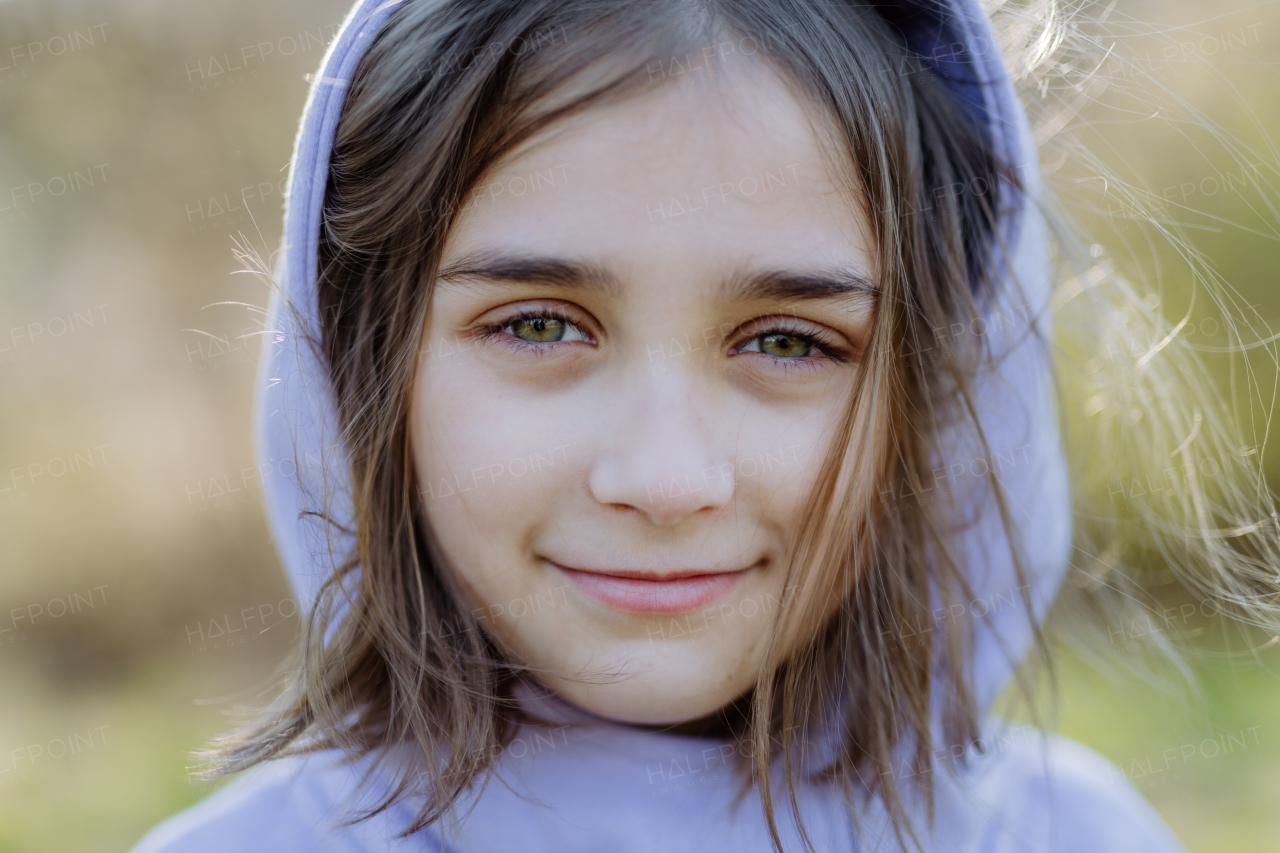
top-left (409, 346), bottom-right (579, 596)
top-left (730, 392), bottom-right (850, 537)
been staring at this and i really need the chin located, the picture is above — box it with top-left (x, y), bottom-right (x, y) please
top-left (549, 668), bottom-right (750, 727)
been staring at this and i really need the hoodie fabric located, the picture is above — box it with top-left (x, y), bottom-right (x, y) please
top-left (132, 0), bottom-right (1187, 850)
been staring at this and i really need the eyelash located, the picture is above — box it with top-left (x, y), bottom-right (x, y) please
top-left (475, 307), bottom-right (593, 355)
top-left (733, 320), bottom-right (849, 373)
top-left (475, 307), bottom-right (849, 369)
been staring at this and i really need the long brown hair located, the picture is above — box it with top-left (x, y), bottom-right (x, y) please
top-left (206, 1), bottom-right (1280, 851)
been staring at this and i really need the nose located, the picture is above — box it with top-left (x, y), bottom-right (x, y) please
top-left (587, 365), bottom-right (735, 526)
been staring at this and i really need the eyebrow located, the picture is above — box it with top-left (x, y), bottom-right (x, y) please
top-left (435, 251), bottom-right (879, 305)
top-left (719, 265), bottom-right (879, 304)
top-left (436, 252), bottom-right (623, 297)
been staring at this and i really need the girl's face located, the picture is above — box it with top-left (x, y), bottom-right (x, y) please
top-left (410, 59), bottom-right (876, 725)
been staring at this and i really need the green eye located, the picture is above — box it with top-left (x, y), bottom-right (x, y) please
top-left (501, 313), bottom-right (591, 344)
top-left (511, 316), bottom-right (568, 342)
top-left (758, 333), bottom-right (813, 358)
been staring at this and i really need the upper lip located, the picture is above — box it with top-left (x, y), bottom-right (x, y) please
top-left (546, 559), bottom-right (757, 581)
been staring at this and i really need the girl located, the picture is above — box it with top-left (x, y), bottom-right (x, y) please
top-left (132, 0), bottom-right (1280, 850)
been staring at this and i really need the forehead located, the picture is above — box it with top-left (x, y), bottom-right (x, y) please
top-left (442, 58), bottom-right (874, 284)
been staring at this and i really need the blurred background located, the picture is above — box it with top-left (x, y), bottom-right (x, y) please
top-left (0, 0), bottom-right (1276, 850)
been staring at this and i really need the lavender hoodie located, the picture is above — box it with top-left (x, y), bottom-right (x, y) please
top-left (131, 1), bottom-right (1187, 850)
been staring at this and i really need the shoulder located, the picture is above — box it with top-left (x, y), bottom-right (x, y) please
top-left (958, 726), bottom-right (1187, 853)
top-left (127, 751), bottom-right (445, 853)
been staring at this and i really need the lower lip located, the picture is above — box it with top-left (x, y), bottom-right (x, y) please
top-left (553, 564), bottom-right (746, 614)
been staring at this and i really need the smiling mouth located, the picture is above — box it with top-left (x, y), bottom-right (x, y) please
top-left (548, 561), bottom-right (751, 614)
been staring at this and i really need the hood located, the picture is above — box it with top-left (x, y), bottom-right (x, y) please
top-left (255, 0), bottom-right (1070, 727)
